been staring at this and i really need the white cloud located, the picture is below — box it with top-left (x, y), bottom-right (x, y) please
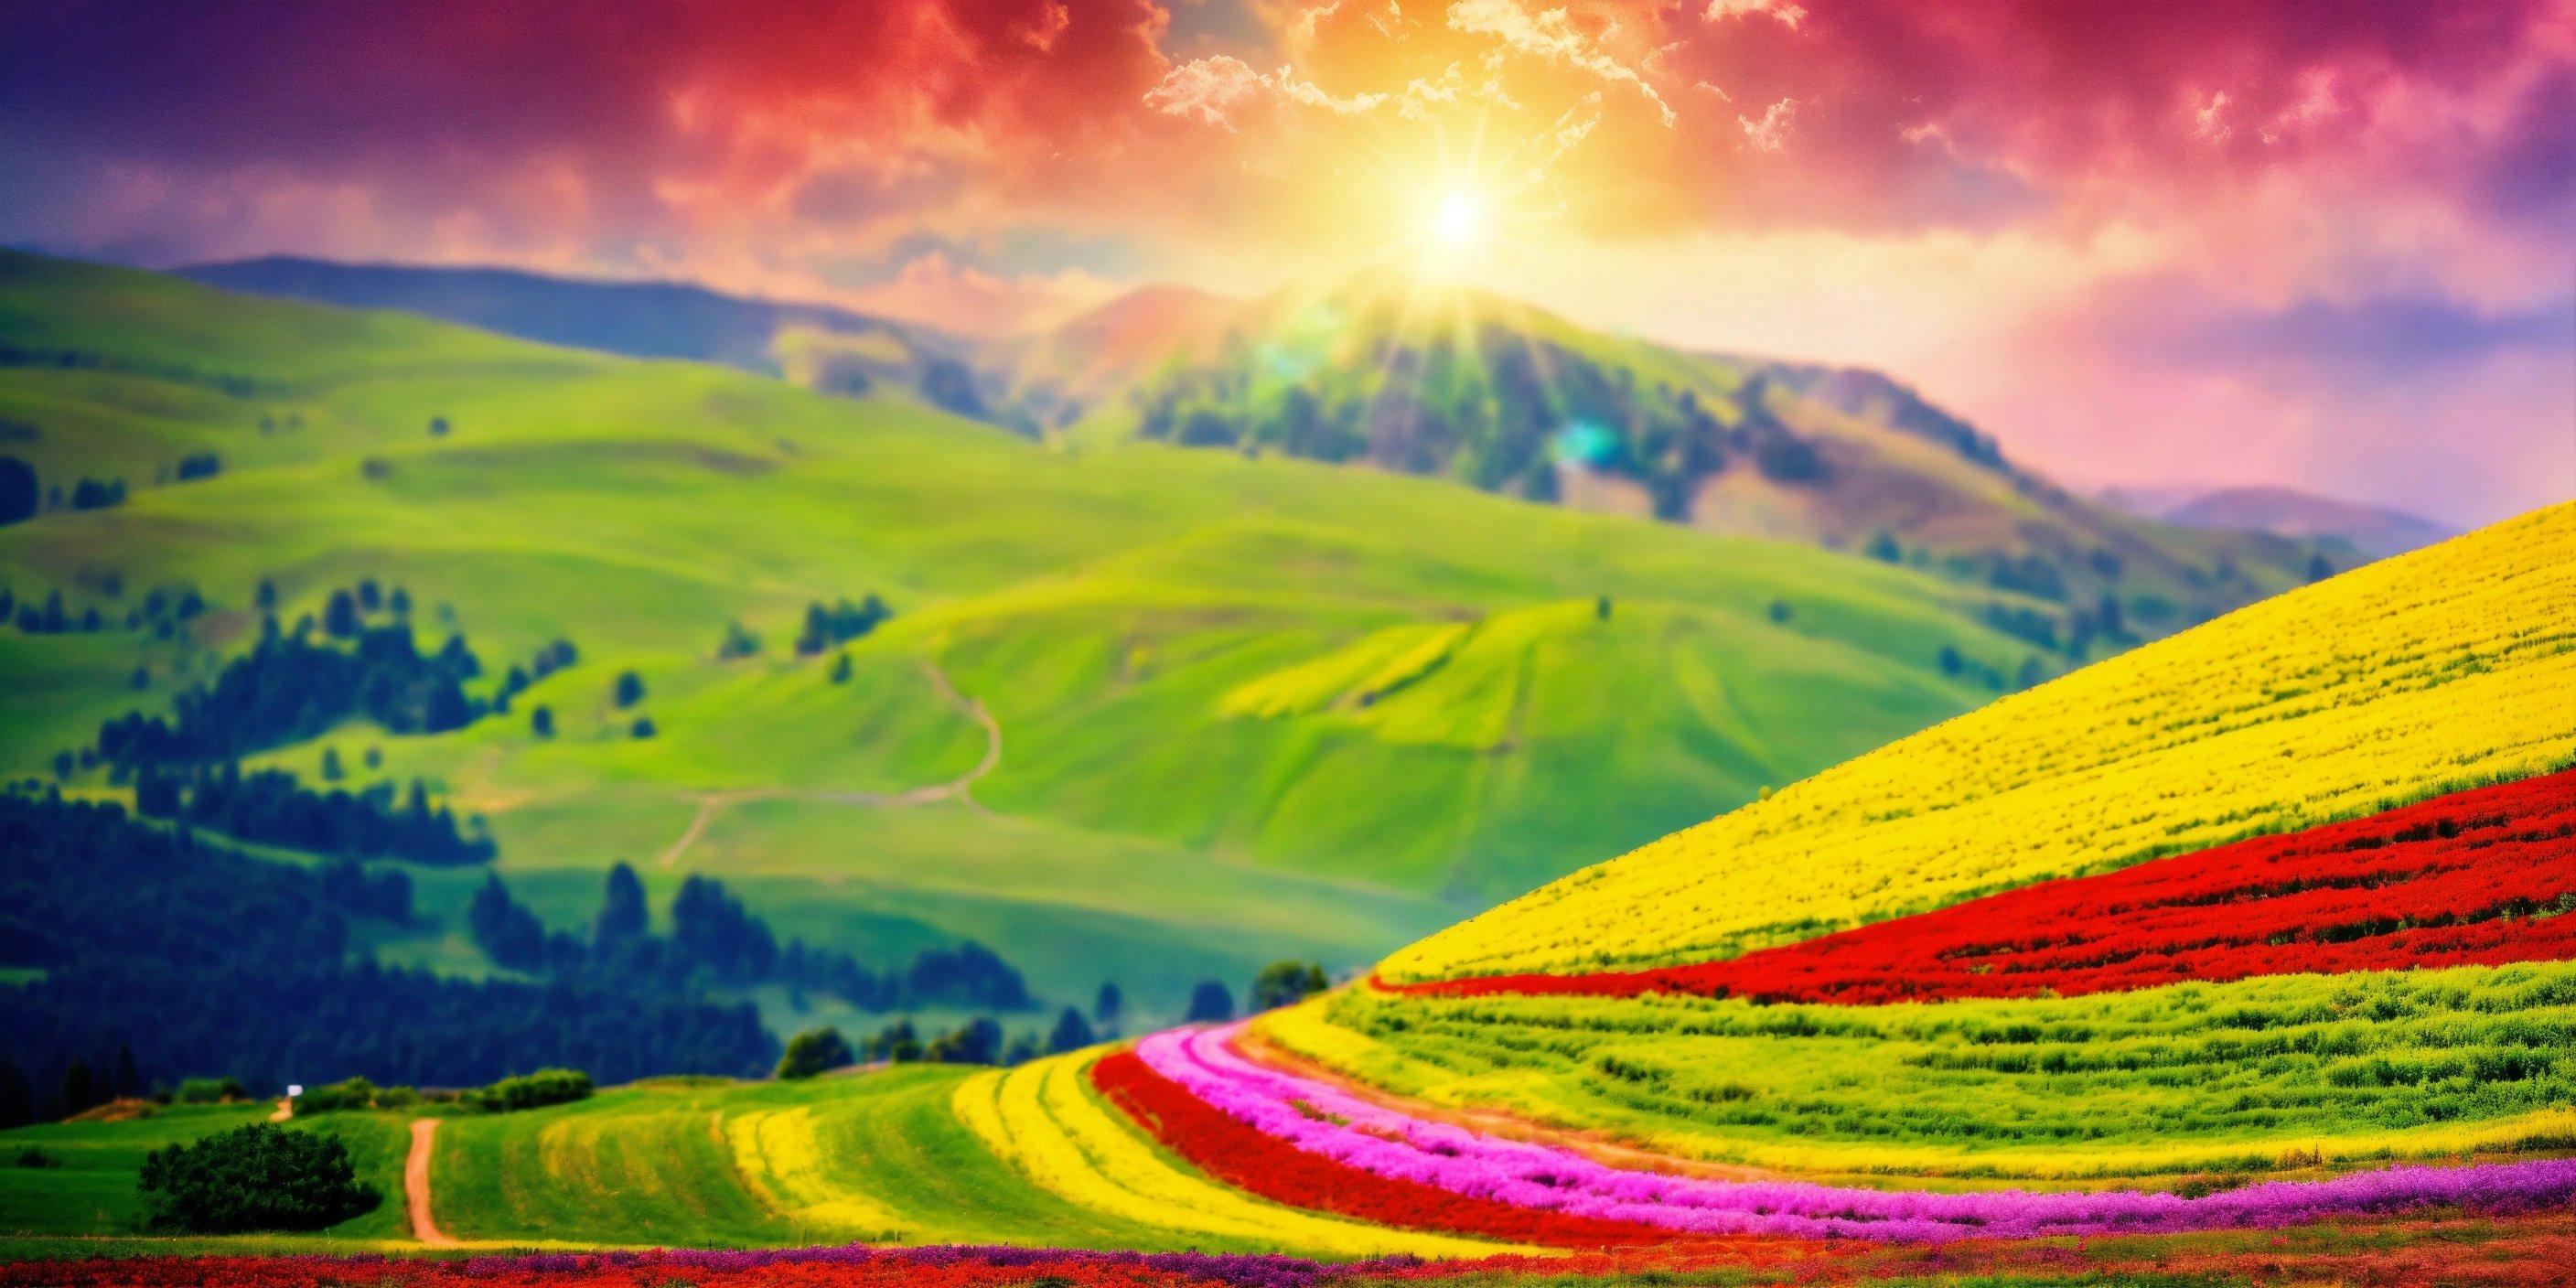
top-left (1705, 0), bottom-right (1807, 30)
top-left (1447, 0), bottom-right (1675, 126)
top-left (1143, 56), bottom-right (1387, 130)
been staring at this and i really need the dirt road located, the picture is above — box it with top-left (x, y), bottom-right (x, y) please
top-left (405, 1118), bottom-right (456, 1246)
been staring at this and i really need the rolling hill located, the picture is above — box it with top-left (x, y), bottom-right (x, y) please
top-left (1015, 279), bottom-right (2342, 635)
top-left (177, 256), bottom-right (1004, 428)
top-left (2156, 483), bottom-right (2459, 557)
top-left (176, 256), bottom-right (2349, 642)
top-left (0, 249), bottom-right (2068, 1037)
top-left (9, 503), bottom-right (2561, 1277)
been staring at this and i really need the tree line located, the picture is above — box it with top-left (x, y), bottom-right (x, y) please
top-left (0, 789), bottom-right (777, 1124)
top-left (467, 863), bottom-right (1036, 1014)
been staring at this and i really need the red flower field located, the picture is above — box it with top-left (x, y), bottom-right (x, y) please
top-left (1386, 767), bottom-right (2576, 1004)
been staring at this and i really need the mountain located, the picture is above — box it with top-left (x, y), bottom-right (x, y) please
top-left (177, 255), bottom-right (1004, 425)
top-left (2155, 483), bottom-right (2458, 557)
top-left (0, 249), bottom-right (2069, 1034)
top-left (1013, 279), bottom-right (2343, 638)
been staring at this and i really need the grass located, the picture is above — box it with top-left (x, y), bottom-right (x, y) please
top-left (0, 1103), bottom-right (407, 1249)
top-left (1265, 961), bottom-right (2576, 1182)
top-left (0, 249), bottom-right (2042, 1014)
top-left (1385, 502), bottom-right (2576, 980)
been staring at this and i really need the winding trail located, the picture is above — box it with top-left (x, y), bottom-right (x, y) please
top-left (405, 1118), bottom-right (456, 1246)
top-left (659, 657), bottom-right (1000, 867)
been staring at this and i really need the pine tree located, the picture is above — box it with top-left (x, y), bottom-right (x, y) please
top-left (596, 863), bottom-right (648, 947)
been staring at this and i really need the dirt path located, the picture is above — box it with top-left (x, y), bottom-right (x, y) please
top-left (405, 1119), bottom-right (456, 1246)
top-left (658, 656), bottom-right (1000, 867)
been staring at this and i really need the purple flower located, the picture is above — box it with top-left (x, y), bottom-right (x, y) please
top-left (1135, 1025), bottom-right (2576, 1243)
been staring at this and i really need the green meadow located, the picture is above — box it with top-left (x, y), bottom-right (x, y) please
top-left (1, 250), bottom-right (2038, 1018)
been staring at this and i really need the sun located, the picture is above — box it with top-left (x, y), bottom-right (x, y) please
top-left (1431, 188), bottom-right (1487, 250)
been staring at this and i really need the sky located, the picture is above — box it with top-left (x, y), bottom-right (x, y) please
top-left (1, 0), bottom-right (2570, 525)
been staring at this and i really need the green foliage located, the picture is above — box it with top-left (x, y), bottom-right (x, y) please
top-left (1317, 961), bottom-right (2576, 1178)
top-left (136, 1123), bottom-right (381, 1232)
top-left (1186, 980), bottom-right (1236, 1024)
top-left (1248, 961), bottom-right (1329, 1013)
top-left (470, 1068), bottom-right (594, 1112)
top-left (777, 1028), bottom-right (857, 1079)
top-left (172, 1078), bottom-right (245, 1105)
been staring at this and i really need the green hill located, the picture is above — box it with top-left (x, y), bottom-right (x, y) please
top-left (1016, 278), bottom-right (2333, 634)
top-left (0, 250), bottom-right (2109, 1025)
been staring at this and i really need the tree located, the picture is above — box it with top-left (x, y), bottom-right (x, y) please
top-left (0, 456), bottom-right (36, 526)
top-left (829, 651), bottom-right (853, 683)
top-left (776, 1027), bottom-right (856, 1079)
top-left (323, 589), bottom-right (360, 638)
top-left (595, 862), bottom-right (648, 948)
top-left (1249, 961), bottom-right (1329, 1013)
top-left (530, 704), bottom-right (554, 738)
top-left (0, 1057), bottom-right (32, 1129)
top-left (1185, 980), bottom-right (1234, 1024)
top-left (1865, 531), bottom-right (1903, 563)
top-left (138, 1123), bottom-right (381, 1232)
top-left (716, 619), bottom-right (760, 660)
top-left (57, 1057), bottom-right (97, 1118)
top-left (1594, 596), bottom-right (1612, 621)
top-left (926, 1016), bottom-right (1004, 1065)
top-left (1093, 982), bottom-right (1124, 1026)
top-left (1047, 1007), bottom-right (1097, 1055)
top-left (630, 716), bottom-right (656, 739)
top-left (255, 577), bottom-right (279, 612)
top-left (319, 747), bottom-right (344, 781)
top-left (613, 671), bottom-right (645, 708)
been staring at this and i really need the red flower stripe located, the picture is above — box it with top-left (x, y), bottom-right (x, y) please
top-left (1090, 1052), bottom-right (1742, 1250)
top-left (1386, 767), bottom-right (2576, 1004)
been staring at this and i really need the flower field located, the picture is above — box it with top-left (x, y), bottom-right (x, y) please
top-left (1382, 767), bottom-right (2576, 1004)
top-left (8, 508), bottom-right (2572, 1277)
top-left (1379, 502), bottom-right (2576, 982)
top-left (950, 1051), bottom-right (1497, 1258)
top-left (12, 1210), bottom-right (2576, 1286)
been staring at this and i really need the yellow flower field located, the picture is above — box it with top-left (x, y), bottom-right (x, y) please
top-left (951, 1051), bottom-right (1507, 1257)
top-left (1382, 502), bottom-right (2576, 981)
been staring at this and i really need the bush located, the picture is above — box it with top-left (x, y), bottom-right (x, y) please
top-left (174, 1077), bottom-right (246, 1105)
top-left (776, 1027), bottom-right (856, 1079)
top-left (1249, 961), bottom-right (1330, 1013)
top-left (137, 1123), bottom-right (380, 1232)
top-left (471, 1068), bottom-right (592, 1112)
top-left (292, 1076), bottom-right (380, 1114)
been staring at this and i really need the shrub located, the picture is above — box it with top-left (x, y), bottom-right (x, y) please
top-left (137, 1124), bottom-right (380, 1232)
top-left (292, 1076), bottom-right (379, 1114)
top-left (776, 1028), bottom-right (857, 1080)
top-left (174, 1077), bottom-right (246, 1105)
top-left (472, 1068), bottom-right (593, 1112)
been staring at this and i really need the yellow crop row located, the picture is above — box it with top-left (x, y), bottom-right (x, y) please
top-left (723, 1106), bottom-right (910, 1240)
top-left (1383, 502), bottom-right (2576, 980)
top-left (951, 1050), bottom-right (1504, 1258)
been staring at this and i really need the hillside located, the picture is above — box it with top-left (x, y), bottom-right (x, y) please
top-left (177, 256), bottom-right (1004, 427)
top-left (2159, 484), bottom-right (2459, 557)
top-left (10, 509), bottom-right (2565, 1268)
top-left (0, 250), bottom-right (2056, 1041)
top-left (1022, 280), bottom-right (2340, 636)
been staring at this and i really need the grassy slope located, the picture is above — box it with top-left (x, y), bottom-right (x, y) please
top-left (1384, 503), bottom-right (2576, 980)
top-left (0, 1103), bottom-right (407, 1250)
top-left (0, 250), bottom-right (2036, 1017)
